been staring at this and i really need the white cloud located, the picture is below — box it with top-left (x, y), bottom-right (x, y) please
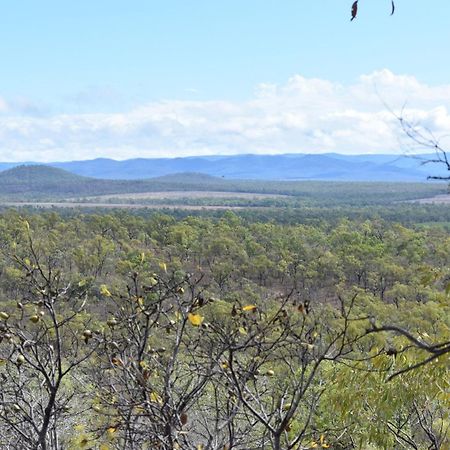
top-left (1, 69), bottom-right (450, 162)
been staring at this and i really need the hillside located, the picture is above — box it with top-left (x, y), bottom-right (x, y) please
top-left (0, 166), bottom-right (113, 198)
top-left (0, 165), bottom-right (447, 206)
top-left (0, 166), bottom-right (229, 199)
top-left (0, 165), bottom-right (87, 184)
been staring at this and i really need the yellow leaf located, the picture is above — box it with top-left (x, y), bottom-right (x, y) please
top-left (100, 285), bottom-right (112, 297)
top-left (100, 445), bottom-right (109, 450)
top-left (188, 313), bottom-right (204, 326)
top-left (24, 258), bottom-right (31, 266)
top-left (238, 327), bottom-right (248, 335)
top-left (159, 262), bottom-right (167, 272)
top-left (242, 304), bottom-right (257, 312)
top-left (319, 435), bottom-right (330, 448)
top-left (150, 392), bottom-right (163, 404)
top-left (107, 426), bottom-right (117, 435)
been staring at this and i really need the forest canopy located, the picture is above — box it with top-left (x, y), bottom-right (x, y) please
top-left (0, 210), bottom-right (447, 449)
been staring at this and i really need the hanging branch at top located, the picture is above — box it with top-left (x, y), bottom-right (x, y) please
top-left (351, 1), bottom-right (395, 21)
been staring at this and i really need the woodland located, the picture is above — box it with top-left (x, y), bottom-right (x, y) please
top-left (0, 208), bottom-right (447, 449)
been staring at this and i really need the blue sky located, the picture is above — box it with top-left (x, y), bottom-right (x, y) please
top-left (1, 0), bottom-right (450, 161)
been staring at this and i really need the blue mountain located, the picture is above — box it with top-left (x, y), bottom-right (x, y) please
top-left (0, 153), bottom-right (447, 182)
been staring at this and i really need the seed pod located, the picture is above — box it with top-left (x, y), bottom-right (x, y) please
top-left (83, 330), bottom-right (93, 338)
top-left (107, 318), bottom-right (118, 328)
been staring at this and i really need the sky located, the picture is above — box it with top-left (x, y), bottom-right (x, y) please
top-left (1, 0), bottom-right (450, 161)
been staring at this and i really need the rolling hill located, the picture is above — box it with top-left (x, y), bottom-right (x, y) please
top-left (0, 165), bottom-right (447, 206)
top-left (0, 165), bottom-right (135, 198)
top-left (0, 166), bottom-right (232, 199)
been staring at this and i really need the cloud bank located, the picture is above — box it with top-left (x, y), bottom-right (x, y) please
top-left (1, 69), bottom-right (450, 162)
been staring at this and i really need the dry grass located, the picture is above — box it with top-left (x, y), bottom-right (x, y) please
top-left (72, 190), bottom-right (288, 201)
top-left (411, 194), bottom-right (450, 204)
top-left (0, 201), bottom-right (268, 210)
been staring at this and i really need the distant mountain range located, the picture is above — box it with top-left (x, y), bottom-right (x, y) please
top-left (0, 153), bottom-right (448, 182)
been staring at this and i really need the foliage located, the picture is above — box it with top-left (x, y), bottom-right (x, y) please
top-left (0, 211), bottom-right (447, 449)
